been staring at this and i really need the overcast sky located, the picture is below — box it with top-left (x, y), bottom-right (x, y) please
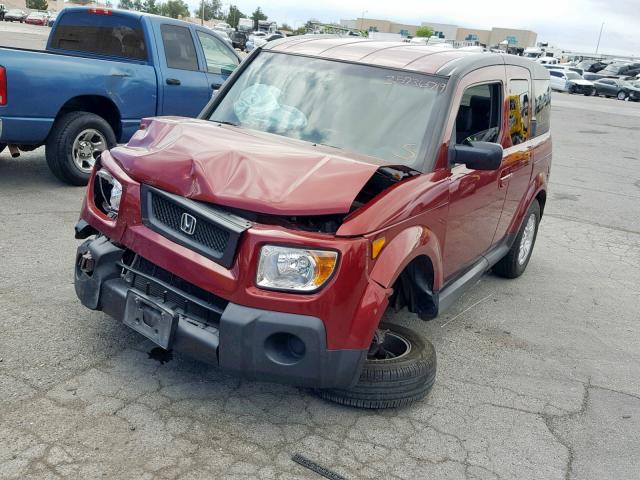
top-left (194, 0), bottom-right (640, 57)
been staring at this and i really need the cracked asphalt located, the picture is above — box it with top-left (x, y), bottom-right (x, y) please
top-left (1, 86), bottom-right (639, 478)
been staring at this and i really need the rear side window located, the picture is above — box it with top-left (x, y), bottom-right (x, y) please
top-left (508, 79), bottom-right (530, 145)
top-left (50, 12), bottom-right (147, 60)
top-left (549, 71), bottom-right (563, 78)
top-left (161, 25), bottom-right (198, 71)
top-left (196, 31), bottom-right (239, 74)
top-left (533, 80), bottom-right (551, 136)
top-left (455, 83), bottom-right (502, 144)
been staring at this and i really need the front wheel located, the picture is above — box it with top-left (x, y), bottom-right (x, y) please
top-left (45, 111), bottom-right (116, 186)
top-left (317, 324), bottom-right (436, 409)
top-left (617, 91), bottom-right (627, 100)
top-left (493, 200), bottom-right (541, 278)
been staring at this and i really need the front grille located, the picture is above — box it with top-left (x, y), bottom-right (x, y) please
top-left (141, 185), bottom-right (252, 268)
top-left (151, 194), bottom-right (230, 253)
top-left (121, 254), bottom-right (228, 326)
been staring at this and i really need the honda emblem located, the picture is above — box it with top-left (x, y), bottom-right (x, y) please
top-left (180, 213), bottom-right (197, 235)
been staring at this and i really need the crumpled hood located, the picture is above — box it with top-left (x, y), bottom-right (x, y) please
top-left (110, 117), bottom-right (390, 216)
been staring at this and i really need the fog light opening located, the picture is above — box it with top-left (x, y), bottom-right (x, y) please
top-left (264, 332), bottom-right (306, 366)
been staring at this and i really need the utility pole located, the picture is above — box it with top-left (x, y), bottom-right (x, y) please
top-left (201, 0), bottom-right (204, 25)
top-left (359, 10), bottom-right (367, 32)
top-left (595, 22), bottom-right (604, 55)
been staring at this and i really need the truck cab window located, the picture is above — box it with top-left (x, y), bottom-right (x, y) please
top-left (455, 83), bottom-right (501, 144)
top-left (161, 24), bottom-right (198, 71)
top-left (196, 31), bottom-right (239, 75)
top-left (50, 12), bottom-right (146, 60)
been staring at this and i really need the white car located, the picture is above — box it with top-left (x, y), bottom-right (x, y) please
top-left (549, 70), bottom-right (595, 95)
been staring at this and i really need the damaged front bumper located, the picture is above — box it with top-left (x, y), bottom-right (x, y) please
top-left (74, 235), bottom-right (366, 389)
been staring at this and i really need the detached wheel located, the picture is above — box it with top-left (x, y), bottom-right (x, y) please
top-left (617, 91), bottom-right (627, 100)
top-left (45, 111), bottom-right (115, 186)
top-left (493, 200), bottom-right (540, 278)
top-left (317, 324), bottom-right (436, 409)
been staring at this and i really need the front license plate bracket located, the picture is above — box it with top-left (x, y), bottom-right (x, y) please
top-left (123, 290), bottom-right (178, 349)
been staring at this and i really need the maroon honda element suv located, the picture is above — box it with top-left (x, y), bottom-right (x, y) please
top-left (74, 37), bottom-right (552, 408)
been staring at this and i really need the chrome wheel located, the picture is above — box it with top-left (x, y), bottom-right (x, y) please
top-left (72, 129), bottom-right (106, 172)
top-left (517, 213), bottom-right (536, 266)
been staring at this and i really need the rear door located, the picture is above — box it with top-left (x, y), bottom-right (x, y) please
top-left (194, 29), bottom-right (240, 91)
top-left (493, 67), bottom-right (535, 242)
top-left (154, 23), bottom-right (209, 117)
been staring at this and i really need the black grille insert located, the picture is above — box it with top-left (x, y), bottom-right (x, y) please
top-left (141, 185), bottom-right (252, 268)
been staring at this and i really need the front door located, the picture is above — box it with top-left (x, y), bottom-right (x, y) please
top-left (443, 73), bottom-right (508, 280)
top-left (155, 23), bottom-right (209, 117)
top-left (194, 30), bottom-right (240, 93)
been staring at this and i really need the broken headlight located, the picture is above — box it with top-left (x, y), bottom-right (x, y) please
top-left (95, 169), bottom-right (122, 217)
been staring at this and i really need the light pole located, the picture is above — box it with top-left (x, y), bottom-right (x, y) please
top-left (201, 0), bottom-right (204, 26)
top-left (359, 10), bottom-right (368, 32)
top-left (595, 22), bottom-right (604, 55)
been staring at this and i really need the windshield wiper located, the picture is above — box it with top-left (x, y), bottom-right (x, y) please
top-left (214, 120), bottom-right (239, 127)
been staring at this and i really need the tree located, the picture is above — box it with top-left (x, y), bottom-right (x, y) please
top-left (226, 4), bottom-right (245, 29)
top-left (250, 7), bottom-right (267, 29)
top-left (193, 0), bottom-right (221, 21)
top-left (26, 0), bottom-right (48, 9)
top-left (280, 23), bottom-right (292, 31)
top-left (118, 0), bottom-right (135, 10)
top-left (141, 0), bottom-right (160, 14)
top-left (415, 26), bottom-right (433, 38)
top-left (160, 0), bottom-right (189, 18)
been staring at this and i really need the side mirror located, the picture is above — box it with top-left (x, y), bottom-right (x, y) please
top-left (451, 141), bottom-right (503, 170)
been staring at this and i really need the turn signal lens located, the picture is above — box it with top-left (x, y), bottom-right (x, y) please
top-left (371, 237), bottom-right (386, 259)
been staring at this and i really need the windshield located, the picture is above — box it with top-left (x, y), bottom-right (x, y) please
top-left (209, 52), bottom-right (446, 167)
top-left (565, 72), bottom-right (581, 80)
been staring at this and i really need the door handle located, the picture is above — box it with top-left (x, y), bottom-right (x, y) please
top-left (499, 172), bottom-right (513, 188)
top-left (211, 83), bottom-right (222, 89)
top-left (166, 78), bottom-right (181, 86)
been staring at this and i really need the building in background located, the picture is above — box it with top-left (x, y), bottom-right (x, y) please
top-left (341, 17), bottom-right (537, 49)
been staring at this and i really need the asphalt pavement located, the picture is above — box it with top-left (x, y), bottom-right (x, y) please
top-left (1, 22), bottom-right (640, 480)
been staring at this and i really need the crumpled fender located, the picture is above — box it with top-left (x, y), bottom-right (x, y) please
top-left (369, 225), bottom-right (444, 291)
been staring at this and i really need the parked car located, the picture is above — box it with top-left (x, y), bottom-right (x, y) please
top-left (47, 11), bottom-right (58, 27)
top-left (3, 8), bottom-right (26, 22)
top-left (549, 69), bottom-right (594, 95)
top-left (73, 39), bottom-right (551, 409)
top-left (25, 11), bottom-right (48, 25)
top-left (593, 78), bottom-right (640, 101)
top-left (586, 62), bottom-right (640, 81)
top-left (245, 30), bottom-right (266, 52)
top-left (0, 7), bottom-right (240, 185)
top-left (576, 60), bottom-right (607, 73)
top-left (231, 30), bottom-right (247, 50)
top-left (251, 32), bottom-right (284, 50)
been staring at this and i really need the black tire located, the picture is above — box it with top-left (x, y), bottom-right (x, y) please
top-left (493, 200), bottom-right (541, 279)
top-left (0, 143), bottom-right (6, 154)
top-left (317, 324), bottom-right (436, 409)
top-left (584, 88), bottom-right (593, 96)
top-left (45, 111), bottom-right (116, 186)
top-left (617, 91), bottom-right (627, 101)
top-left (568, 85), bottom-right (576, 94)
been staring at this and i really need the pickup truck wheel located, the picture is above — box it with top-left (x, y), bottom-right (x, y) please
top-left (317, 324), bottom-right (436, 409)
top-left (493, 199), bottom-right (540, 279)
top-left (0, 143), bottom-right (6, 154)
top-left (46, 112), bottom-right (115, 186)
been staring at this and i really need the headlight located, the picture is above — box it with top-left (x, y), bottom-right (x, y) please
top-left (256, 245), bottom-right (338, 292)
top-left (95, 169), bottom-right (122, 217)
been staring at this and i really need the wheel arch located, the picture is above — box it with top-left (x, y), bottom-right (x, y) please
top-left (369, 225), bottom-right (443, 320)
top-left (53, 96), bottom-right (122, 141)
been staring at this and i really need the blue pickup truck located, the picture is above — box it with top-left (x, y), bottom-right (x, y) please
top-left (0, 7), bottom-right (241, 185)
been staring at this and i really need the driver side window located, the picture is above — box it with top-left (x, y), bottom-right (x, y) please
top-left (455, 83), bottom-right (502, 144)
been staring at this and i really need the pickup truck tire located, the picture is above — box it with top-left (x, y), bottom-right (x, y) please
top-left (317, 324), bottom-right (436, 409)
top-left (0, 143), bottom-right (6, 154)
top-left (46, 112), bottom-right (116, 186)
top-left (493, 199), bottom-right (540, 279)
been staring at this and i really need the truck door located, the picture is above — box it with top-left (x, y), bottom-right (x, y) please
top-left (156, 23), bottom-right (209, 117)
top-left (492, 67), bottom-right (535, 242)
top-left (194, 30), bottom-right (240, 92)
top-left (443, 69), bottom-right (508, 280)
